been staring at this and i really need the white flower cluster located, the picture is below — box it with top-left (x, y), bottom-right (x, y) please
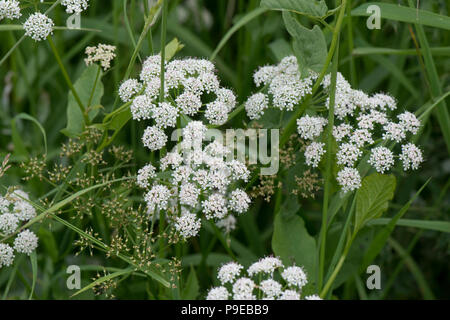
top-left (121, 56), bottom-right (236, 152)
top-left (206, 257), bottom-right (321, 300)
top-left (245, 56), bottom-right (317, 119)
top-left (137, 121), bottom-right (251, 239)
top-left (84, 43), bottom-right (116, 70)
top-left (0, 0), bottom-right (21, 21)
top-left (0, 189), bottom-right (38, 268)
top-left (61, 0), bottom-right (89, 14)
top-left (23, 12), bottom-right (54, 41)
top-left (293, 70), bottom-right (423, 193)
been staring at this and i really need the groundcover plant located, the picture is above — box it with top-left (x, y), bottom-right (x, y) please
top-left (0, 0), bottom-right (448, 300)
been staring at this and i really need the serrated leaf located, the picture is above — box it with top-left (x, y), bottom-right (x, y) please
top-left (261, 0), bottom-right (328, 18)
top-left (61, 65), bottom-right (104, 137)
top-left (282, 11), bottom-right (327, 74)
top-left (354, 173), bottom-right (396, 232)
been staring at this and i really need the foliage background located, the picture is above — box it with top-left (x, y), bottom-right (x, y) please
top-left (0, 0), bottom-right (449, 299)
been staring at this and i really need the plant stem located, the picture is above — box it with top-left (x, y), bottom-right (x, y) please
top-left (317, 0), bottom-right (347, 291)
top-left (320, 232), bottom-right (355, 298)
top-left (160, 0), bottom-right (168, 103)
top-left (279, 0), bottom-right (348, 149)
top-left (47, 36), bottom-right (90, 125)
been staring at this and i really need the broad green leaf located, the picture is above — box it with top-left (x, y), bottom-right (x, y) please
top-left (181, 266), bottom-right (199, 300)
top-left (272, 198), bottom-right (317, 281)
top-left (355, 173), bottom-right (396, 232)
top-left (269, 38), bottom-right (293, 61)
top-left (352, 3), bottom-right (450, 31)
top-left (261, 0), bottom-right (328, 18)
top-left (282, 11), bottom-right (327, 74)
top-left (61, 65), bottom-right (104, 137)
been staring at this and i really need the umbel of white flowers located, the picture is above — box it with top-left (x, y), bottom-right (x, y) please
top-left (136, 121), bottom-right (251, 239)
top-left (0, 189), bottom-right (38, 268)
top-left (245, 56), bottom-right (424, 193)
top-left (120, 56), bottom-right (237, 151)
top-left (0, 0), bottom-right (90, 41)
top-left (207, 256), bottom-right (321, 300)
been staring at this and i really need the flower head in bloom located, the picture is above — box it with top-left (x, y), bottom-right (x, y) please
top-left (136, 164), bottom-right (156, 189)
top-left (206, 286), bottom-right (229, 300)
top-left (0, 0), bottom-right (21, 21)
top-left (137, 120), bottom-right (252, 239)
top-left (85, 44), bottom-right (116, 70)
top-left (142, 126), bottom-right (167, 151)
top-left (24, 13), bottom-right (54, 41)
top-left (119, 79), bottom-right (143, 103)
top-left (296, 115), bottom-right (328, 140)
top-left (337, 167), bottom-right (361, 193)
top-left (304, 142), bottom-right (326, 168)
top-left (399, 143), bottom-right (423, 171)
top-left (207, 257), bottom-right (319, 300)
top-left (245, 93), bottom-right (268, 120)
top-left (0, 213), bottom-right (19, 235)
top-left (232, 278), bottom-right (256, 300)
top-left (281, 266), bottom-right (308, 289)
top-left (245, 56), bottom-right (315, 119)
top-left (145, 184), bottom-right (170, 212)
top-left (247, 256), bottom-right (283, 277)
top-left (174, 212), bottom-right (201, 239)
top-left (368, 146), bottom-right (394, 173)
top-left (0, 243), bottom-right (14, 268)
top-left (279, 290), bottom-right (301, 300)
top-left (13, 230), bottom-right (38, 255)
top-left (61, 0), bottom-right (89, 14)
top-left (218, 262), bottom-right (243, 284)
top-left (244, 62), bottom-right (424, 193)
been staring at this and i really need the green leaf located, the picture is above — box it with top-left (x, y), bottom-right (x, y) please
top-left (354, 173), bottom-right (396, 232)
top-left (282, 11), bottom-right (327, 74)
top-left (72, 268), bottom-right (134, 297)
top-left (368, 218), bottom-right (450, 233)
top-left (269, 38), bottom-right (294, 61)
top-left (360, 179), bottom-right (430, 274)
top-left (165, 38), bottom-right (184, 61)
top-left (261, 0), bottom-right (328, 18)
top-left (29, 251), bottom-right (37, 300)
top-left (38, 228), bottom-right (59, 262)
top-left (61, 65), bottom-right (104, 137)
top-left (181, 266), bottom-right (199, 300)
top-left (272, 198), bottom-right (317, 281)
top-left (352, 3), bottom-right (450, 31)
top-left (388, 238), bottom-right (435, 300)
top-left (353, 46), bottom-right (450, 56)
top-left (210, 7), bottom-right (268, 60)
top-left (13, 113), bottom-right (48, 155)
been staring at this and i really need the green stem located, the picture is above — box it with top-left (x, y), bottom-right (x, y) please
top-left (317, 0), bottom-right (347, 291)
top-left (47, 36), bottom-right (89, 125)
top-left (159, 0), bottom-right (168, 103)
top-left (279, 0), bottom-right (348, 148)
top-left (320, 232), bottom-right (355, 298)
